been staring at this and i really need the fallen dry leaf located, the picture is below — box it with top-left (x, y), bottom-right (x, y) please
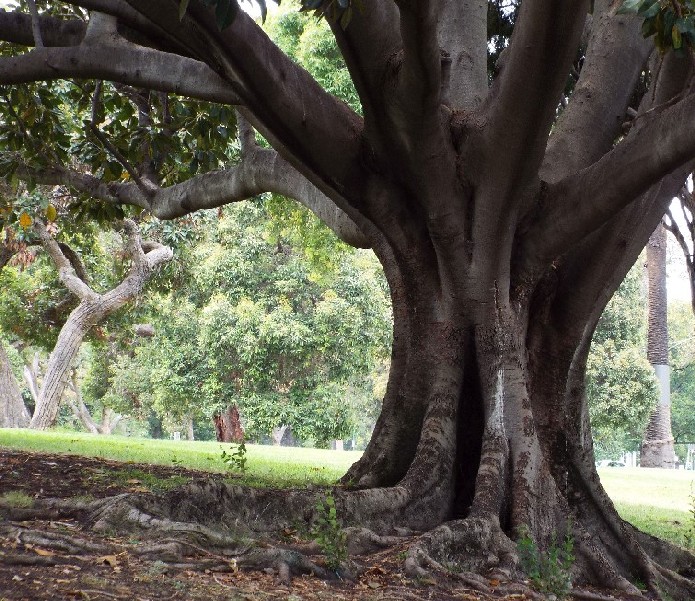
top-left (33, 547), bottom-right (55, 557)
top-left (97, 555), bottom-right (119, 568)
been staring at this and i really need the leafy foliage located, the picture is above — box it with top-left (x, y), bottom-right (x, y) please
top-left (516, 523), bottom-right (575, 599)
top-left (587, 261), bottom-right (658, 459)
top-left (104, 202), bottom-right (390, 443)
top-left (619, 0), bottom-right (695, 52)
top-left (220, 439), bottom-right (248, 474)
top-left (311, 493), bottom-right (348, 570)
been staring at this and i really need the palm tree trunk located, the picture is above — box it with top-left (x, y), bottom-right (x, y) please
top-left (641, 223), bottom-right (675, 468)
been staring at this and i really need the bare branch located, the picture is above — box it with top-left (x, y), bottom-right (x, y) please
top-left (541, 2), bottom-right (652, 182)
top-left (34, 221), bottom-right (98, 301)
top-left (26, 0), bottom-right (44, 48)
top-left (0, 44), bottom-right (241, 106)
top-left (485, 1), bottom-right (589, 183)
top-left (0, 11), bottom-right (85, 47)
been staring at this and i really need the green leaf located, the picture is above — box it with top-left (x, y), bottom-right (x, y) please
top-left (673, 24), bottom-right (683, 49)
top-left (215, 0), bottom-right (239, 30)
top-left (616, 0), bottom-right (643, 14)
top-left (179, 0), bottom-right (191, 20)
top-left (637, 1), bottom-right (660, 18)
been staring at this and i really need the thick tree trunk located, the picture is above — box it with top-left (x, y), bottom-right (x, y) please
top-left (339, 170), bottom-right (694, 596)
top-left (213, 405), bottom-right (244, 442)
top-left (0, 341), bottom-right (30, 428)
top-left (642, 224), bottom-right (675, 468)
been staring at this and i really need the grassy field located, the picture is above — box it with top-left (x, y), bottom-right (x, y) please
top-left (598, 466), bottom-right (694, 548)
top-left (1, 429), bottom-right (693, 547)
top-left (0, 428), bottom-right (359, 488)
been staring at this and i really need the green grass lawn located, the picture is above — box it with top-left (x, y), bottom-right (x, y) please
top-left (1, 429), bottom-right (693, 548)
top-left (0, 428), bottom-right (360, 488)
top-left (598, 466), bottom-right (694, 548)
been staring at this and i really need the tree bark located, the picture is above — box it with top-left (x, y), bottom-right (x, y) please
top-left (66, 370), bottom-right (121, 435)
top-left (29, 220), bottom-right (172, 429)
top-left (3, 1), bottom-right (695, 596)
top-left (213, 405), bottom-right (244, 443)
top-left (0, 341), bottom-right (30, 428)
top-left (641, 224), bottom-right (675, 468)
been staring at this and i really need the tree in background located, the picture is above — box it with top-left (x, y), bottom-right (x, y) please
top-left (106, 202), bottom-right (390, 445)
top-left (29, 218), bottom-right (172, 429)
top-left (587, 261), bottom-right (658, 460)
top-left (641, 224), bottom-right (675, 467)
top-left (665, 301), bottom-right (695, 460)
top-left (4, 0), bottom-right (695, 594)
top-left (0, 205), bottom-right (172, 430)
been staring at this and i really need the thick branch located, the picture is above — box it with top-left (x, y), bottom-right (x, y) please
top-left (19, 155), bottom-right (368, 248)
top-left (522, 87), bottom-right (695, 269)
top-left (34, 221), bottom-right (98, 301)
top-left (395, 0), bottom-right (442, 124)
top-left (0, 44), bottom-right (241, 106)
top-left (541, 2), bottom-right (652, 182)
top-left (0, 11), bottom-right (86, 47)
top-left (328, 2), bottom-right (400, 128)
top-left (437, 0), bottom-right (487, 109)
top-left (123, 1), bottom-right (364, 207)
top-left (485, 1), bottom-right (589, 179)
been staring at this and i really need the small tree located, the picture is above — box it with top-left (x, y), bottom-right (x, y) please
top-left (29, 219), bottom-right (172, 429)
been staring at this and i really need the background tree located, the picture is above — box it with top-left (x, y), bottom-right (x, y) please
top-left (4, 0), bottom-right (695, 596)
top-left (587, 261), bottom-right (658, 460)
top-left (641, 224), bottom-right (676, 467)
top-left (106, 202), bottom-right (390, 445)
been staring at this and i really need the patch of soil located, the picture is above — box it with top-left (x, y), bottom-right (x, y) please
top-left (0, 448), bottom-right (629, 600)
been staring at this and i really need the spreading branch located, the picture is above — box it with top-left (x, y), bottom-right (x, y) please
top-left (35, 221), bottom-right (98, 301)
top-left (122, 0), bottom-right (365, 209)
top-left (519, 85), bottom-right (695, 271)
top-left (0, 43), bottom-right (241, 106)
top-left (18, 150), bottom-right (368, 248)
top-left (328, 1), bottom-right (400, 132)
top-left (485, 1), bottom-right (590, 183)
top-left (541, 3), bottom-right (652, 183)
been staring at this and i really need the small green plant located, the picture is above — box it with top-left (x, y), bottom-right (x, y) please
top-left (311, 492), bottom-right (348, 571)
top-left (220, 439), bottom-right (248, 474)
top-left (684, 486), bottom-right (695, 549)
top-left (0, 490), bottom-right (34, 508)
top-left (516, 523), bottom-right (574, 599)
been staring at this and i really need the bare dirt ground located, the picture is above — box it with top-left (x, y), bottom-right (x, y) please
top-left (0, 449), bottom-right (640, 601)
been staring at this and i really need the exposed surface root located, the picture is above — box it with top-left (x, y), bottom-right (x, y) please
top-left (405, 517), bottom-right (517, 580)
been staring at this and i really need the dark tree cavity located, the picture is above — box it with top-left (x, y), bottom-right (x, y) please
top-left (2, 1), bottom-right (695, 598)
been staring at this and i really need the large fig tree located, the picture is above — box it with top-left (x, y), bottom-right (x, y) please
top-left (2, 0), bottom-right (695, 597)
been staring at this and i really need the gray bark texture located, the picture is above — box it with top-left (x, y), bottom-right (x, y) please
top-left (2, 1), bottom-right (695, 597)
top-left (0, 341), bottom-right (30, 428)
top-left (29, 220), bottom-right (172, 430)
